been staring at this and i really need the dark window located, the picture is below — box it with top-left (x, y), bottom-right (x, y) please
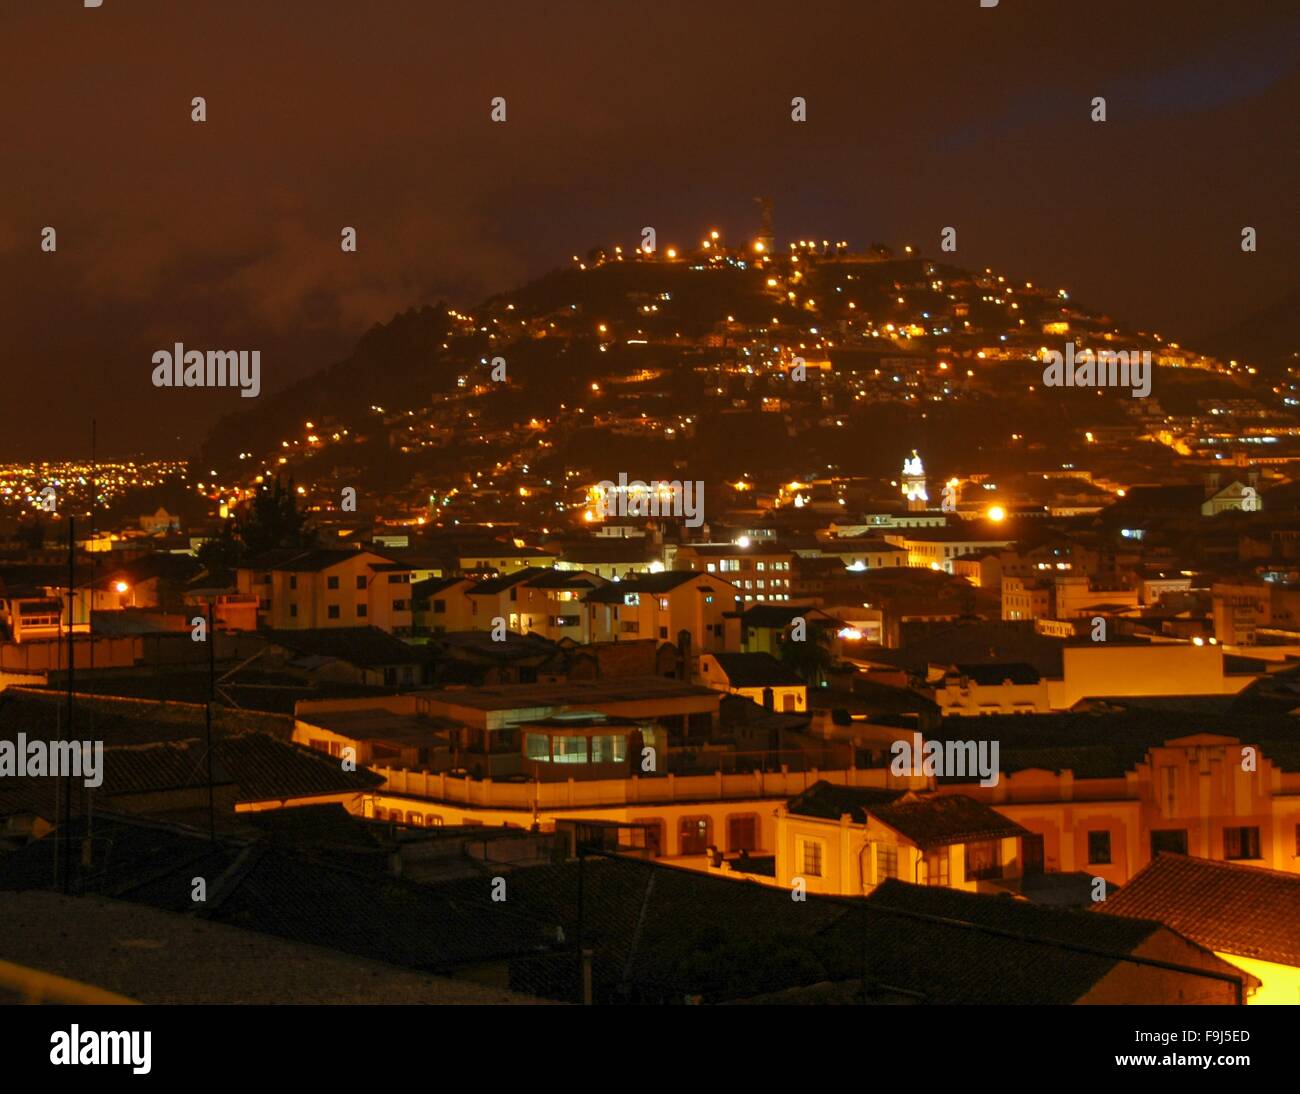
top-left (434, 600), bottom-right (446, 614)
top-left (632, 820), bottom-right (664, 857)
top-left (356, 575), bottom-right (367, 590)
top-left (678, 816), bottom-right (711, 855)
top-left (328, 605), bottom-right (340, 620)
top-left (289, 604), bottom-right (298, 618)
top-left (357, 603), bottom-right (367, 617)
top-left (727, 814), bottom-right (758, 852)
top-left (659, 626), bottom-right (668, 639)
top-left (876, 844), bottom-right (898, 880)
top-left (327, 576), bottom-right (340, 590)
top-left (965, 839), bottom-right (1002, 881)
top-left (289, 576), bottom-right (297, 590)
top-left (394, 599), bottom-right (408, 611)
top-left (1151, 829), bottom-right (1188, 857)
top-left (1023, 832), bottom-right (1045, 874)
top-left (1224, 826), bottom-right (1260, 861)
top-left (1088, 831), bottom-right (1112, 865)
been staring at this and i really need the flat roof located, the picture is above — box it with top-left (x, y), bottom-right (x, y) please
top-left (416, 676), bottom-right (717, 710)
top-left (301, 709), bottom-right (459, 743)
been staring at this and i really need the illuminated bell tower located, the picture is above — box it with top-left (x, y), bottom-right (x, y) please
top-left (902, 450), bottom-right (928, 511)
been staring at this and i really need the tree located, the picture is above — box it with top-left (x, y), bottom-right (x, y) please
top-left (234, 476), bottom-right (316, 555)
top-left (195, 520), bottom-right (244, 573)
top-left (197, 476), bottom-right (316, 573)
top-left (776, 621), bottom-right (835, 687)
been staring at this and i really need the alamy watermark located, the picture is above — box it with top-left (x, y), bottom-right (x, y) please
top-left (593, 473), bottom-right (704, 528)
top-left (1041, 342), bottom-right (1151, 398)
top-left (889, 731), bottom-right (1000, 787)
top-left (0, 733), bottom-right (103, 788)
top-left (152, 344), bottom-right (261, 398)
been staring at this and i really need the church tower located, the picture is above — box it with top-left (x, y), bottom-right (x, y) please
top-left (902, 450), bottom-right (928, 511)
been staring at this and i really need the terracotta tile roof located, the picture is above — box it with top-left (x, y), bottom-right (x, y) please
top-left (1099, 854), bottom-right (1300, 967)
top-left (866, 793), bottom-right (1028, 849)
top-left (786, 780), bottom-right (904, 824)
top-left (0, 733), bottom-right (382, 818)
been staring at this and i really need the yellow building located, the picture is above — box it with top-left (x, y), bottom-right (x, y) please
top-left (697, 652), bottom-right (807, 713)
top-left (237, 548), bottom-right (413, 634)
top-left (584, 571), bottom-right (740, 652)
top-left (774, 783), bottom-right (1029, 897)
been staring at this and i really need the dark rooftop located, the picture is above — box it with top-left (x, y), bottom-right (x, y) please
top-left (1100, 854), bottom-right (1300, 968)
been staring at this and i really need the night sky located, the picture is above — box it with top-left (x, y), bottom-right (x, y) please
top-left (3, 0), bottom-right (1297, 458)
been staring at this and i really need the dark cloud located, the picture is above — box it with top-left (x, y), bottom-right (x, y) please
top-left (2, 0), bottom-right (1296, 457)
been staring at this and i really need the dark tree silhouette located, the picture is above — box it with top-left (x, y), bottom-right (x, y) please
top-left (197, 476), bottom-right (315, 573)
top-left (776, 620), bottom-right (835, 687)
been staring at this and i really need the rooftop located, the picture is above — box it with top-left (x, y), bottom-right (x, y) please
top-left (1100, 854), bottom-right (1300, 967)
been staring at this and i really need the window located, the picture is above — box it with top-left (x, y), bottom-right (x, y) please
top-left (679, 816), bottom-right (711, 855)
top-left (589, 735), bottom-right (626, 764)
top-left (727, 814), bottom-right (758, 852)
top-left (876, 843), bottom-right (897, 881)
top-left (434, 599), bottom-right (446, 614)
top-left (356, 575), bottom-right (367, 589)
top-left (631, 819), bottom-right (664, 856)
top-left (924, 848), bottom-right (949, 886)
top-left (327, 576), bottom-right (340, 590)
top-left (658, 597), bottom-right (669, 611)
top-left (551, 736), bottom-right (588, 764)
top-left (394, 599), bottom-right (408, 611)
top-left (357, 603), bottom-right (367, 617)
top-left (799, 838), bottom-right (824, 878)
top-left (289, 604), bottom-right (298, 618)
top-left (658, 626), bottom-right (668, 639)
top-left (1088, 831), bottom-right (1112, 865)
top-left (289, 576), bottom-right (297, 590)
top-left (328, 605), bottom-right (340, 619)
top-left (1224, 826), bottom-right (1261, 861)
top-left (1151, 829), bottom-right (1188, 857)
top-left (965, 839), bottom-right (1001, 881)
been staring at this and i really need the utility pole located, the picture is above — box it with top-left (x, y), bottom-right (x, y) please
top-left (62, 517), bottom-right (75, 895)
top-left (205, 600), bottom-right (216, 841)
